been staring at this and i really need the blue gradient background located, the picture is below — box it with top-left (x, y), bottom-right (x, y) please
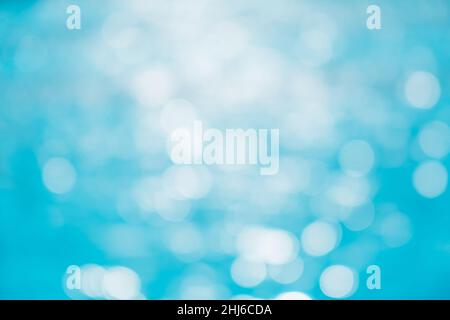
top-left (1, 0), bottom-right (450, 299)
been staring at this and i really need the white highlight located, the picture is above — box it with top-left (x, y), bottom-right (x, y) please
top-left (81, 265), bottom-right (106, 298)
top-left (379, 212), bottom-right (412, 248)
top-left (413, 160), bottom-right (448, 198)
top-left (343, 203), bottom-right (375, 231)
top-left (320, 265), bottom-right (356, 299)
top-left (231, 258), bottom-right (267, 288)
top-left (160, 100), bottom-right (198, 133)
top-left (102, 266), bottom-right (141, 300)
top-left (301, 221), bottom-right (338, 257)
top-left (42, 157), bottom-right (76, 194)
top-left (268, 258), bottom-right (304, 284)
top-left (418, 121), bottom-right (450, 159)
top-left (404, 71), bottom-right (440, 109)
top-left (236, 227), bottom-right (297, 265)
top-left (163, 166), bottom-right (212, 200)
top-left (339, 140), bottom-right (375, 177)
top-left (130, 67), bottom-right (174, 107)
top-left (275, 291), bottom-right (312, 300)
top-left (168, 224), bottom-right (204, 261)
top-left (327, 175), bottom-right (370, 208)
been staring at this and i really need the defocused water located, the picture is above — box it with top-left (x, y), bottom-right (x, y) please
top-left (1, 0), bottom-right (450, 299)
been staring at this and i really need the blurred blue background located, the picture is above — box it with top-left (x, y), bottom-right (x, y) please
top-left (1, 0), bottom-right (450, 299)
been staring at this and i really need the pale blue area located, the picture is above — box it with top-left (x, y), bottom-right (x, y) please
top-left (1, 0), bottom-right (450, 299)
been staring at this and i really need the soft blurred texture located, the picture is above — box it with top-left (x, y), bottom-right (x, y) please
top-left (1, 0), bottom-right (450, 299)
